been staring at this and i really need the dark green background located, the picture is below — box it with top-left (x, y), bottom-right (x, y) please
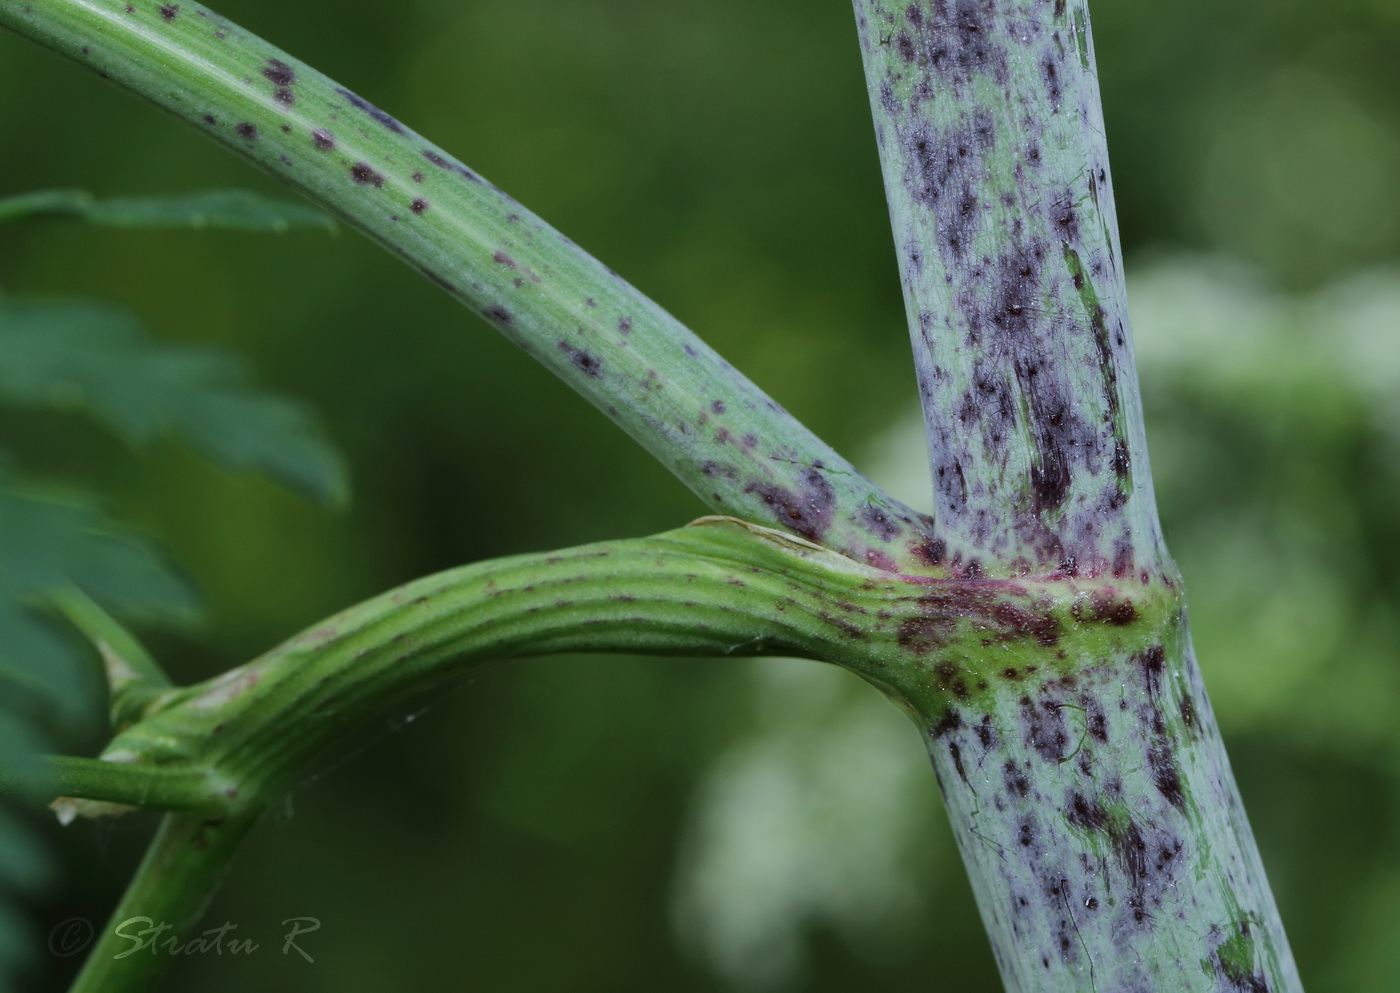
top-left (3, 0), bottom-right (1398, 989)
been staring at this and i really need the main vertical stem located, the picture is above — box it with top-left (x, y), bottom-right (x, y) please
top-left (851, 2), bottom-right (1302, 989)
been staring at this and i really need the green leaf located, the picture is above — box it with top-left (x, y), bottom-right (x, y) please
top-left (0, 485), bottom-right (201, 623)
top-left (0, 807), bottom-right (51, 895)
top-left (0, 299), bottom-right (349, 506)
top-left (0, 481), bottom-right (201, 989)
top-left (0, 188), bottom-right (334, 233)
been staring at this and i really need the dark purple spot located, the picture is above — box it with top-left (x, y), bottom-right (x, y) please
top-left (897, 615), bottom-right (955, 655)
top-left (556, 341), bottom-right (602, 377)
top-left (202, 114), bottom-right (217, 126)
top-left (421, 148), bottom-right (481, 183)
top-left (311, 129), bottom-right (335, 150)
top-left (336, 87), bottom-right (404, 134)
top-left (262, 58), bottom-right (296, 88)
top-left (743, 467), bottom-right (836, 543)
top-left (1003, 760), bottom-right (1030, 798)
top-left (350, 162), bottom-right (384, 187)
top-left (159, 3), bottom-right (178, 20)
top-left (411, 171), bottom-right (424, 183)
top-left (911, 535), bottom-right (947, 566)
top-left (933, 661), bottom-right (970, 700)
top-left (410, 198), bottom-right (428, 215)
top-left (931, 707), bottom-right (963, 738)
top-left (1179, 694), bottom-right (1200, 736)
top-left (493, 251), bottom-right (516, 269)
top-left (1149, 745), bottom-right (1186, 811)
top-left (859, 505), bottom-right (899, 542)
top-left (711, 400), bottom-right (726, 415)
top-left (235, 122), bottom-right (257, 141)
top-left (1138, 644), bottom-right (1166, 696)
top-left (949, 742), bottom-right (969, 786)
top-left (1021, 695), bottom-right (1069, 762)
top-left (1083, 697), bottom-right (1108, 743)
top-left (1072, 590), bottom-right (1138, 626)
top-left (484, 305), bottom-right (512, 326)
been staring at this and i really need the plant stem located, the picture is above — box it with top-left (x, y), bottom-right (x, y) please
top-left (854, 0), bottom-right (1165, 577)
top-left (50, 585), bottom-right (173, 730)
top-left (852, 2), bottom-right (1301, 989)
top-left (0, 0), bottom-right (940, 571)
top-left (75, 515), bottom-right (1174, 837)
top-left (0, 755), bottom-right (226, 814)
top-left (65, 809), bottom-right (263, 993)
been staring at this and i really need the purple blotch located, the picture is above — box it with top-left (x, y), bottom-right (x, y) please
top-left (262, 58), bottom-right (296, 87)
top-left (421, 149), bottom-right (482, 184)
top-left (336, 87), bottom-right (405, 134)
top-left (350, 162), bottom-right (384, 187)
top-left (558, 341), bottom-right (603, 378)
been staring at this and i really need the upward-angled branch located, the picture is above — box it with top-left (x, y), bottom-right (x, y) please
top-left (0, 0), bottom-right (941, 572)
top-left (855, 0), bottom-right (1167, 576)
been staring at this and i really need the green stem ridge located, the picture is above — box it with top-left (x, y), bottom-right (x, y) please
top-left (65, 517), bottom-right (1170, 811)
top-left (853, 0), bottom-right (1166, 577)
top-left (37, 756), bottom-right (226, 818)
top-left (0, 0), bottom-right (941, 571)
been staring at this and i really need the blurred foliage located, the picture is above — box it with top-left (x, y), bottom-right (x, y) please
top-left (0, 0), bottom-right (1396, 991)
top-left (0, 189), bottom-right (335, 232)
top-left (0, 191), bottom-right (341, 989)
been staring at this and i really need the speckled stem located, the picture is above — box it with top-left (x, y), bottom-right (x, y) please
top-left (917, 614), bottom-right (1303, 993)
top-left (0, 0), bottom-right (939, 571)
top-left (853, 3), bottom-right (1301, 990)
top-left (64, 514), bottom-right (1292, 993)
top-left (854, 0), bottom-right (1165, 577)
top-left (49, 512), bottom-right (1221, 992)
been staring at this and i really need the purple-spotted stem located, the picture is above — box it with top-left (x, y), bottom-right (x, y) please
top-left (0, 0), bottom-right (941, 573)
top-left (852, 2), bottom-right (1301, 990)
top-left (39, 516), bottom-right (1180, 992)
